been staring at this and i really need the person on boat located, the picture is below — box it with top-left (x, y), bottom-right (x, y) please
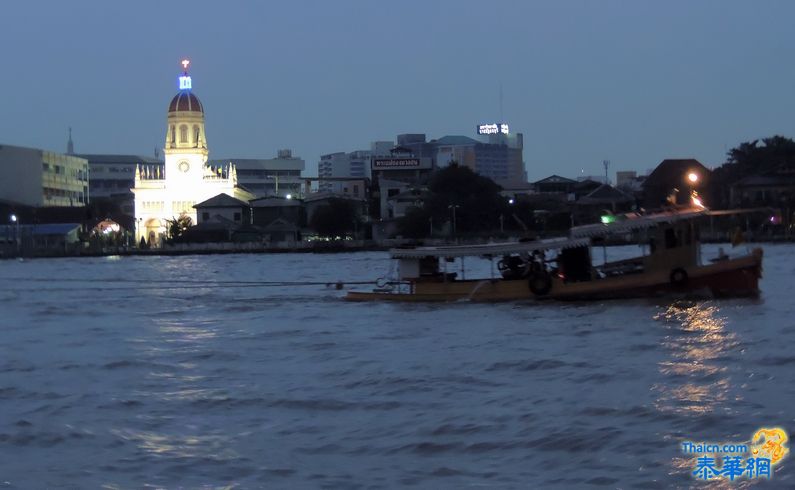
top-left (499, 254), bottom-right (529, 280)
top-left (530, 250), bottom-right (546, 274)
top-left (419, 256), bottom-right (441, 278)
top-left (732, 227), bottom-right (745, 247)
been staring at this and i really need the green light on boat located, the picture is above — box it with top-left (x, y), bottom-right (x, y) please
top-left (601, 215), bottom-right (616, 224)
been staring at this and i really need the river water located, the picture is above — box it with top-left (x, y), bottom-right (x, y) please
top-left (0, 244), bottom-right (793, 489)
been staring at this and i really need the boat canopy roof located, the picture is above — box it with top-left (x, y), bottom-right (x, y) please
top-left (705, 207), bottom-right (773, 217)
top-left (390, 237), bottom-right (591, 259)
top-left (569, 208), bottom-right (708, 238)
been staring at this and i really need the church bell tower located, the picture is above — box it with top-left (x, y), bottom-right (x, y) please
top-left (164, 59), bottom-right (208, 183)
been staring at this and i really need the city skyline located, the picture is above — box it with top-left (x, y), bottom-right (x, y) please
top-left (2, 1), bottom-right (794, 181)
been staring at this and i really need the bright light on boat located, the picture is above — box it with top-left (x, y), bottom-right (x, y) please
top-left (692, 195), bottom-right (705, 208)
top-left (687, 172), bottom-right (699, 183)
top-left (285, 194), bottom-right (292, 200)
top-left (601, 215), bottom-right (616, 224)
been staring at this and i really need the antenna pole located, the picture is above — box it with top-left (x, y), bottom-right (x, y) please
top-left (499, 83), bottom-right (504, 121)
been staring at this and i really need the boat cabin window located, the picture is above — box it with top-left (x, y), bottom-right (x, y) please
top-left (662, 224), bottom-right (694, 249)
top-left (419, 256), bottom-right (440, 276)
top-left (664, 228), bottom-right (678, 249)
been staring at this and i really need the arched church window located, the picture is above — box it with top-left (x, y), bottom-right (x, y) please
top-left (179, 125), bottom-right (188, 143)
top-left (193, 125), bottom-right (200, 147)
top-left (170, 125), bottom-right (175, 145)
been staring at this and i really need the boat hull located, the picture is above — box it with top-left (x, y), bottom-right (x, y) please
top-left (345, 249), bottom-right (763, 302)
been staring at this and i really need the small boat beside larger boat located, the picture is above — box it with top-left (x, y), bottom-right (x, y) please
top-left (345, 207), bottom-right (763, 302)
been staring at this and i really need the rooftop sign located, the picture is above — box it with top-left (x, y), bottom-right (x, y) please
top-left (372, 158), bottom-right (424, 169)
top-left (477, 123), bottom-right (509, 135)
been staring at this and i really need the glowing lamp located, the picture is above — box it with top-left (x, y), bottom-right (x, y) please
top-left (179, 75), bottom-right (192, 90)
top-left (687, 172), bottom-right (699, 184)
top-left (10, 214), bottom-right (17, 223)
top-left (508, 198), bottom-right (515, 205)
top-left (601, 215), bottom-right (616, 224)
top-left (285, 194), bottom-right (292, 200)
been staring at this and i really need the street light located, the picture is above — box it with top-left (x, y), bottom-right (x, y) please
top-left (267, 174), bottom-right (280, 196)
top-left (9, 214), bottom-right (19, 255)
top-left (448, 204), bottom-right (461, 238)
top-left (686, 172), bottom-right (703, 208)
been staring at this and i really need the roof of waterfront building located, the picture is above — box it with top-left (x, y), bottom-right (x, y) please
top-left (533, 175), bottom-right (577, 185)
top-left (644, 159), bottom-right (710, 189)
top-left (194, 193), bottom-right (250, 208)
top-left (430, 135), bottom-right (480, 146)
top-left (250, 197), bottom-right (302, 207)
top-left (76, 154), bottom-right (162, 164)
top-left (577, 184), bottom-right (634, 204)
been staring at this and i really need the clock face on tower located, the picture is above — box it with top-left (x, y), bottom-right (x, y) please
top-left (178, 161), bottom-right (190, 173)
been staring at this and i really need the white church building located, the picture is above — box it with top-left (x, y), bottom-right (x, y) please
top-left (132, 60), bottom-right (253, 245)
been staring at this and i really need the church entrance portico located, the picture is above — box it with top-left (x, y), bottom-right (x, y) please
top-left (143, 218), bottom-right (165, 246)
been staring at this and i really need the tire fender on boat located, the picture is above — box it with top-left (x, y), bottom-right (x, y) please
top-left (529, 272), bottom-right (553, 296)
top-left (670, 268), bottom-right (688, 287)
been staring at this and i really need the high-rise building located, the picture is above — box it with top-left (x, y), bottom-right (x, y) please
top-left (77, 154), bottom-right (162, 214)
top-left (394, 128), bottom-right (526, 186)
top-left (616, 171), bottom-right (637, 188)
top-left (210, 149), bottom-right (305, 199)
top-left (0, 144), bottom-right (89, 207)
top-left (370, 146), bottom-right (434, 220)
top-left (317, 150), bottom-right (372, 196)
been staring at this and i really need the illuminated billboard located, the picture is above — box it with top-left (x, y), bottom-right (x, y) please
top-left (477, 123), bottom-right (510, 135)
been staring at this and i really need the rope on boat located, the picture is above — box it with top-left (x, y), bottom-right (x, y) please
top-left (0, 277), bottom-right (382, 292)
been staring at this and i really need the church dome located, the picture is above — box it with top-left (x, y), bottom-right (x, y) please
top-left (168, 91), bottom-right (204, 113)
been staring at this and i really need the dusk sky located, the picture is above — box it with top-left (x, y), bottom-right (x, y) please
top-left (3, 0), bottom-right (794, 181)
